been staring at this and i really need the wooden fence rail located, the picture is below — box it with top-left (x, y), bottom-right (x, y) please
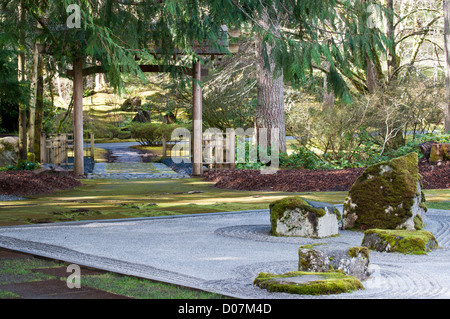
top-left (162, 131), bottom-right (236, 171)
top-left (202, 130), bottom-right (235, 170)
top-left (40, 133), bottom-right (94, 170)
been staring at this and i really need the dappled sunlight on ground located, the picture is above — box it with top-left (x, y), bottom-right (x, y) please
top-left (2, 175), bottom-right (449, 226)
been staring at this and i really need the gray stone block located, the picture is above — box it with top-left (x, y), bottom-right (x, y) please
top-left (298, 246), bottom-right (370, 280)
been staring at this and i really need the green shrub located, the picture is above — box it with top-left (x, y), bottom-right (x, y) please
top-left (385, 132), bottom-right (450, 160)
top-left (90, 123), bottom-right (131, 140)
top-left (234, 141), bottom-right (269, 170)
top-left (280, 145), bottom-right (325, 170)
top-left (278, 132), bottom-right (450, 171)
top-left (130, 123), bottom-right (182, 146)
top-left (2, 159), bottom-right (40, 171)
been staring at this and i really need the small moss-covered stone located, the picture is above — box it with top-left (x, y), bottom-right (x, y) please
top-left (342, 152), bottom-right (426, 231)
top-left (254, 271), bottom-right (364, 295)
top-left (348, 246), bottom-right (370, 260)
top-left (362, 229), bottom-right (438, 255)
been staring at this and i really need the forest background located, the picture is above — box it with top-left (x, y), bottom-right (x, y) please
top-left (0, 0), bottom-right (449, 171)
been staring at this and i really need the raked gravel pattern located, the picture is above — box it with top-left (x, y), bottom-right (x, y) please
top-left (1, 206), bottom-right (450, 299)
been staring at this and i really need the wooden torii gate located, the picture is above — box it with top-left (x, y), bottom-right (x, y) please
top-left (67, 26), bottom-right (229, 176)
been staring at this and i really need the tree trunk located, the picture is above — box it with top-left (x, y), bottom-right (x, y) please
top-left (364, 0), bottom-right (384, 93)
top-left (192, 61), bottom-right (203, 176)
top-left (444, 0), bottom-right (450, 132)
top-left (27, 43), bottom-right (40, 157)
top-left (55, 65), bottom-right (64, 101)
top-left (254, 8), bottom-right (286, 153)
top-left (35, 54), bottom-right (44, 160)
top-left (365, 54), bottom-right (382, 93)
top-left (322, 62), bottom-right (335, 111)
top-left (18, 110), bottom-right (27, 160)
top-left (385, 0), bottom-right (398, 82)
top-left (73, 56), bottom-right (84, 175)
top-left (17, 2), bottom-right (27, 160)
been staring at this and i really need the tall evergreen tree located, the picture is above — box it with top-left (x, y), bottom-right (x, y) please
top-left (218, 0), bottom-right (391, 152)
top-left (445, 0), bottom-right (450, 132)
top-left (1, 0), bottom-right (395, 167)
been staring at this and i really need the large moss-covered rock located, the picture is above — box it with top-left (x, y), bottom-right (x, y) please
top-left (342, 152), bottom-right (426, 231)
top-left (270, 197), bottom-right (340, 238)
top-left (362, 229), bottom-right (438, 255)
top-left (429, 143), bottom-right (450, 165)
top-left (0, 136), bottom-right (19, 167)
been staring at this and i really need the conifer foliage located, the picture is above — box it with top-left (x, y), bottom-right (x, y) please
top-left (1, 0), bottom-right (393, 155)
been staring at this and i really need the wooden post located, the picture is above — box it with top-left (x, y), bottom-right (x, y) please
top-left (73, 56), bottom-right (84, 175)
top-left (63, 134), bottom-right (68, 165)
top-left (192, 61), bottom-right (203, 176)
top-left (90, 132), bottom-right (95, 160)
top-left (162, 136), bottom-right (167, 159)
top-left (226, 129), bottom-right (236, 170)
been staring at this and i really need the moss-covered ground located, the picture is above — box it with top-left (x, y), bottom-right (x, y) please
top-left (1, 177), bottom-right (449, 227)
top-left (0, 169), bottom-right (449, 298)
top-left (0, 249), bottom-right (225, 299)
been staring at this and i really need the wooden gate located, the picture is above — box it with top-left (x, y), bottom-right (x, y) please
top-left (202, 130), bottom-right (235, 170)
top-left (40, 133), bottom-right (94, 169)
top-left (162, 130), bottom-right (236, 171)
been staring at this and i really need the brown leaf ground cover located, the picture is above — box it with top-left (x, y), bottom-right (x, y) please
top-left (202, 159), bottom-right (450, 192)
top-left (0, 171), bottom-right (83, 196)
top-left (0, 159), bottom-right (448, 197)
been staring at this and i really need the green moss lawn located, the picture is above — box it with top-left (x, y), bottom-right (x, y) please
top-left (1, 177), bottom-right (449, 227)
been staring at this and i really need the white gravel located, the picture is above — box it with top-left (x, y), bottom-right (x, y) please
top-left (0, 207), bottom-right (449, 299)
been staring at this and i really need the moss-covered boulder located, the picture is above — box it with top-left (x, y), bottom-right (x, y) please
top-left (362, 229), bottom-right (438, 255)
top-left (298, 246), bottom-right (370, 280)
top-left (429, 143), bottom-right (450, 165)
top-left (342, 152), bottom-right (426, 231)
top-left (253, 271), bottom-right (364, 295)
top-left (0, 136), bottom-right (19, 167)
top-left (270, 197), bottom-right (340, 238)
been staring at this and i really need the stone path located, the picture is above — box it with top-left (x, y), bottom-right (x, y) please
top-left (87, 142), bottom-right (189, 179)
top-left (1, 207), bottom-right (450, 299)
top-left (87, 162), bottom-right (189, 179)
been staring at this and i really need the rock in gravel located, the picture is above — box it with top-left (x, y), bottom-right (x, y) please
top-left (253, 271), bottom-right (364, 295)
top-left (270, 197), bottom-right (340, 238)
top-left (298, 245), bottom-right (370, 280)
top-left (342, 152), bottom-right (427, 231)
top-left (33, 164), bottom-right (69, 177)
top-left (362, 229), bottom-right (438, 255)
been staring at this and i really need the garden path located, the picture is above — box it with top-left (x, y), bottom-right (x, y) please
top-left (88, 142), bottom-right (189, 179)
